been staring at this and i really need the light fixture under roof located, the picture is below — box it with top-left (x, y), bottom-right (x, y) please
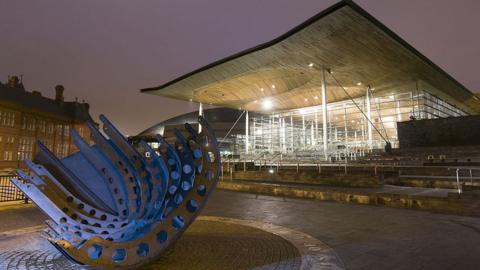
top-left (357, 82), bottom-right (362, 86)
top-left (260, 88), bottom-right (264, 92)
top-left (308, 63), bottom-right (314, 67)
top-left (262, 99), bottom-right (273, 110)
top-left (304, 98), bottom-right (308, 102)
top-left (254, 100), bottom-right (258, 103)
top-left (189, 98), bottom-right (193, 102)
top-left (314, 96), bottom-right (318, 100)
top-left (271, 84), bottom-right (276, 89)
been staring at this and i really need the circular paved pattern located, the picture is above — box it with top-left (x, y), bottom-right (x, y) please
top-left (0, 217), bottom-right (344, 270)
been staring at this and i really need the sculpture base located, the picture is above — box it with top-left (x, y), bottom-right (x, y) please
top-left (0, 216), bottom-right (344, 270)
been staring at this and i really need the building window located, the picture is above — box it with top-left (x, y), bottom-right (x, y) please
top-left (47, 122), bottom-right (54, 134)
top-left (3, 151), bottom-right (13, 161)
top-left (6, 136), bottom-right (14, 144)
top-left (56, 124), bottom-right (63, 136)
top-left (64, 125), bottom-right (70, 137)
top-left (21, 116), bottom-right (27, 129)
top-left (18, 138), bottom-right (34, 160)
top-left (56, 143), bottom-right (69, 158)
top-left (1, 112), bottom-right (16, 127)
top-left (27, 118), bottom-right (36, 131)
top-left (39, 120), bottom-right (46, 133)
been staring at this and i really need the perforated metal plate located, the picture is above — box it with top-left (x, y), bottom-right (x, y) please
top-left (11, 115), bottom-right (221, 268)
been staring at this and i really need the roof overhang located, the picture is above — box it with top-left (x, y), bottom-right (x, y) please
top-left (141, 0), bottom-right (480, 113)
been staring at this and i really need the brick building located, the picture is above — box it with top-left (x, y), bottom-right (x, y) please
top-left (0, 75), bottom-right (92, 172)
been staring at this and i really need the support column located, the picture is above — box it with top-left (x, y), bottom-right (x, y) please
top-left (252, 117), bottom-right (256, 155)
top-left (198, 102), bottom-right (204, 133)
top-left (344, 103), bottom-right (348, 145)
top-left (365, 89), bottom-right (373, 149)
top-left (290, 115), bottom-right (294, 152)
top-left (281, 117), bottom-right (286, 152)
top-left (245, 110), bottom-right (249, 155)
top-left (302, 115), bottom-right (306, 147)
top-left (315, 112), bottom-right (318, 147)
top-left (269, 114), bottom-right (273, 153)
top-left (394, 95), bottom-right (402, 122)
top-left (310, 121), bottom-right (314, 146)
top-left (321, 68), bottom-right (328, 160)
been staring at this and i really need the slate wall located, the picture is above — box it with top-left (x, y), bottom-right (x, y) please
top-left (397, 115), bottom-right (480, 148)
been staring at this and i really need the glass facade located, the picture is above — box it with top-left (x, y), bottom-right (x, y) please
top-left (229, 89), bottom-right (467, 161)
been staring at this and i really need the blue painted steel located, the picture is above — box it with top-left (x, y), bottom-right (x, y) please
top-left (10, 115), bottom-right (221, 268)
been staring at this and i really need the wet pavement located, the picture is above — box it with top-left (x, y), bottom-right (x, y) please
top-left (1, 190), bottom-right (480, 269)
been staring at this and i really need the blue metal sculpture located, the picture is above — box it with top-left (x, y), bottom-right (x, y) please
top-left (11, 115), bottom-right (221, 268)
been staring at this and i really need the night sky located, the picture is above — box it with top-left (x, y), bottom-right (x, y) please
top-left (1, 0), bottom-right (479, 135)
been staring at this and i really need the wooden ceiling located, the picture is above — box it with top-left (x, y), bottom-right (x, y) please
top-left (142, 0), bottom-right (480, 114)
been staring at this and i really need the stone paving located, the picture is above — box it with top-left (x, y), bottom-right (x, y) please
top-left (203, 191), bottom-right (480, 270)
top-left (1, 190), bottom-right (480, 269)
top-left (0, 216), bottom-right (343, 270)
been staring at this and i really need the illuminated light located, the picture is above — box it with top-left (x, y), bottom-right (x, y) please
top-left (262, 99), bottom-right (273, 110)
top-left (357, 82), bottom-right (362, 86)
top-left (209, 102), bottom-right (213, 105)
top-left (260, 88), bottom-right (264, 92)
top-left (254, 100), bottom-right (258, 103)
top-left (189, 98), bottom-right (193, 102)
top-left (344, 87), bottom-right (349, 90)
top-left (268, 168), bottom-right (274, 174)
top-left (271, 84), bottom-right (276, 89)
top-left (314, 96), bottom-right (318, 100)
top-left (308, 63), bottom-right (314, 67)
top-left (304, 98), bottom-right (308, 102)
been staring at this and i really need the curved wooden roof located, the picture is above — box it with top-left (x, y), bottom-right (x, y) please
top-left (142, 0), bottom-right (480, 113)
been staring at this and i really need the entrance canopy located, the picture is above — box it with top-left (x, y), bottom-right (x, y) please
top-left (142, 0), bottom-right (480, 114)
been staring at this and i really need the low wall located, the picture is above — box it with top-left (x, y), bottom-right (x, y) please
top-left (218, 181), bottom-right (466, 216)
top-left (228, 170), bottom-right (381, 188)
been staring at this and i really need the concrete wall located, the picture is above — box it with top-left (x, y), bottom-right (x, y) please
top-left (397, 115), bottom-right (480, 148)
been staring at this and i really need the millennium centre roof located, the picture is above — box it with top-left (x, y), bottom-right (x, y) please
top-left (142, 0), bottom-right (480, 113)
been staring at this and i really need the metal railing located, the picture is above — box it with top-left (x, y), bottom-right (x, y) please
top-left (221, 158), bottom-right (480, 193)
top-left (0, 173), bottom-right (27, 203)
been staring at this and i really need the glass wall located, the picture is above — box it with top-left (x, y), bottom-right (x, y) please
top-left (233, 89), bottom-right (467, 161)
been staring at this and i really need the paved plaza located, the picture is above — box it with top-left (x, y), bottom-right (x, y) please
top-left (1, 190), bottom-right (480, 269)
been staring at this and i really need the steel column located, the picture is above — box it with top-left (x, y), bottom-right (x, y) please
top-left (245, 110), bottom-right (249, 155)
top-left (321, 68), bottom-right (328, 160)
top-left (365, 88), bottom-right (373, 149)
